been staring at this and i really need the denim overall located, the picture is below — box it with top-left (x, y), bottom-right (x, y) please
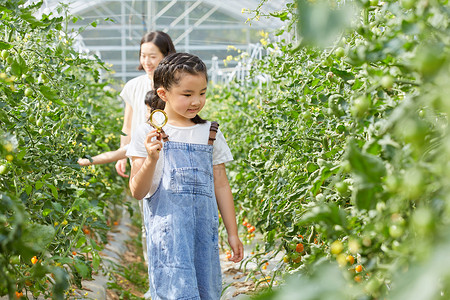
top-left (143, 122), bottom-right (222, 300)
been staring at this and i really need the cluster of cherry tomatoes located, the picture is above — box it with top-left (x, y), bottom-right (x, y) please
top-left (242, 220), bottom-right (256, 241)
top-left (283, 239), bottom-right (305, 265)
top-left (331, 240), bottom-right (366, 282)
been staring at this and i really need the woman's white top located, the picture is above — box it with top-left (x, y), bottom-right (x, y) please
top-left (126, 122), bottom-right (234, 198)
top-left (119, 74), bottom-right (152, 134)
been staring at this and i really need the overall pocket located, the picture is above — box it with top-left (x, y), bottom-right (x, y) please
top-left (170, 167), bottom-right (213, 197)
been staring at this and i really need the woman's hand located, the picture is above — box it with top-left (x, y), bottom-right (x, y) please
top-left (115, 159), bottom-right (129, 178)
top-left (228, 235), bottom-right (244, 263)
top-left (77, 158), bottom-right (91, 166)
top-left (145, 129), bottom-right (163, 161)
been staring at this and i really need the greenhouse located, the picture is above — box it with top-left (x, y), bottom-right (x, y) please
top-left (39, 0), bottom-right (286, 83)
top-left (2, 0), bottom-right (450, 299)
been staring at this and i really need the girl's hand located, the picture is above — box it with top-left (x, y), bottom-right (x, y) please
top-left (228, 235), bottom-right (244, 263)
top-left (145, 129), bottom-right (163, 160)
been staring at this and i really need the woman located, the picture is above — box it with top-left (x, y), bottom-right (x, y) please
top-left (115, 31), bottom-right (176, 177)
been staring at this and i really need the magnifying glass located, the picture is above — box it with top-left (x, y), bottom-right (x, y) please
top-left (149, 109), bottom-right (168, 132)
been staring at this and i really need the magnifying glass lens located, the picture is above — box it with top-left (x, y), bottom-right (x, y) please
top-left (150, 109), bottom-right (168, 131)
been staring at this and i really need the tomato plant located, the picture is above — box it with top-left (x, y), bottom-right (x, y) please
top-left (0, 1), bottom-right (127, 298)
top-left (205, 0), bottom-right (450, 298)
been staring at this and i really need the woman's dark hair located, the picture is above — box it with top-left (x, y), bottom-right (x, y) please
top-left (145, 53), bottom-right (208, 124)
top-left (138, 31), bottom-right (176, 70)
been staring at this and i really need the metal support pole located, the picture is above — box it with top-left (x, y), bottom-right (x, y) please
top-left (149, 0), bottom-right (155, 32)
top-left (173, 5), bottom-right (218, 46)
top-left (121, 0), bottom-right (127, 82)
top-left (184, 1), bottom-right (189, 52)
top-left (163, 0), bottom-right (201, 33)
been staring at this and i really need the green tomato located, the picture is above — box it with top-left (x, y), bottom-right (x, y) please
top-left (412, 207), bottom-right (434, 234)
top-left (418, 109), bottom-right (425, 118)
top-left (335, 47), bottom-right (345, 58)
top-left (1, 50), bottom-right (9, 59)
top-left (290, 252), bottom-right (301, 263)
top-left (288, 243), bottom-right (297, 251)
top-left (36, 118), bottom-right (43, 127)
top-left (24, 87), bottom-right (33, 97)
top-left (381, 75), bottom-right (394, 89)
top-left (283, 255), bottom-right (290, 263)
top-left (335, 182), bottom-right (348, 195)
top-left (401, 0), bottom-right (416, 9)
top-left (0, 164), bottom-right (7, 175)
top-left (340, 160), bottom-right (351, 173)
top-left (351, 96), bottom-right (371, 117)
top-left (376, 202), bottom-right (386, 212)
top-left (302, 110), bottom-right (312, 120)
top-left (399, 118), bottom-right (427, 145)
top-left (10, 256), bottom-right (20, 265)
top-left (6, 56), bottom-right (13, 64)
top-left (389, 224), bottom-right (404, 239)
top-left (385, 175), bottom-right (400, 192)
top-left (316, 193), bottom-right (325, 201)
top-left (365, 278), bottom-right (382, 295)
top-left (330, 240), bottom-right (344, 255)
top-left (41, 74), bottom-right (49, 83)
top-left (370, 0), bottom-right (379, 6)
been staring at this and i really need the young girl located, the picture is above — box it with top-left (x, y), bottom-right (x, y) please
top-left (127, 53), bottom-right (244, 299)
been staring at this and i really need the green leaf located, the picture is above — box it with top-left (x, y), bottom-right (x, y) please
top-left (76, 236), bottom-right (87, 248)
top-left (295, 203), bottom-right (346, 227)
top-left (352, 184), bottom-right (377, 210)
top-left (47, 183), bottom-right (58, 199)
top-left (92, 251), bottom-right (100, 270)
top-left (10, 59), bottom-right (22, 77)
top-left (74, 260), bottom-right (90, 278)
top-left (331, 67), bottom-right (355, 81)
top-left (20, 12), bottom-right (45, 27)
top-left (270, 11), bottom-right (290, 22)
top-left (0, 41), bottom-right (13, 50)
top-left (297, 0), bottom-right (356, 48)
top-left (25, 185), bottom-right (32, 195)
top-left (22, 223), bottom-right (55, 251)
top-left (346, 139), bottom-right (386, 183)
top-left (265, 229), bottom-right (276, 244)
top-left (52, 201), bottom-right (63, 212)
top-left (35, 181), bottom-right (44, 190)
top-left (52, 256), bottom-right (74, 265)
top-left (42, 208), bottom-right (52, 217)
top-left (17, 54), bottom-right (28, 74)
top-left (52, 267), bottom-right (70, 299)
top-left (39, 85), bottom-right (57, 100)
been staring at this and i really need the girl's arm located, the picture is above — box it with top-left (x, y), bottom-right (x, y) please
top-left (129, 130), bottom-right (162, 200)
top-left (115, 103), bottom-right (133, 177)
top-left (78, 147), bottom-right (127, 166)
top-left (213, 163), bottom-right (244, 263)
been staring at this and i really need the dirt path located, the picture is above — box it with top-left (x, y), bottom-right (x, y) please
top-left (83, 204), bottom-right (281, 299)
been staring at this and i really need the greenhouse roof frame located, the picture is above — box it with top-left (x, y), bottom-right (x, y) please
top-left (40, 0), bottom-right (288, 82)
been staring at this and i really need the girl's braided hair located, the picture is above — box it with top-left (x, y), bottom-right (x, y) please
top-left (145, 52), bottom-right (208, 124)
